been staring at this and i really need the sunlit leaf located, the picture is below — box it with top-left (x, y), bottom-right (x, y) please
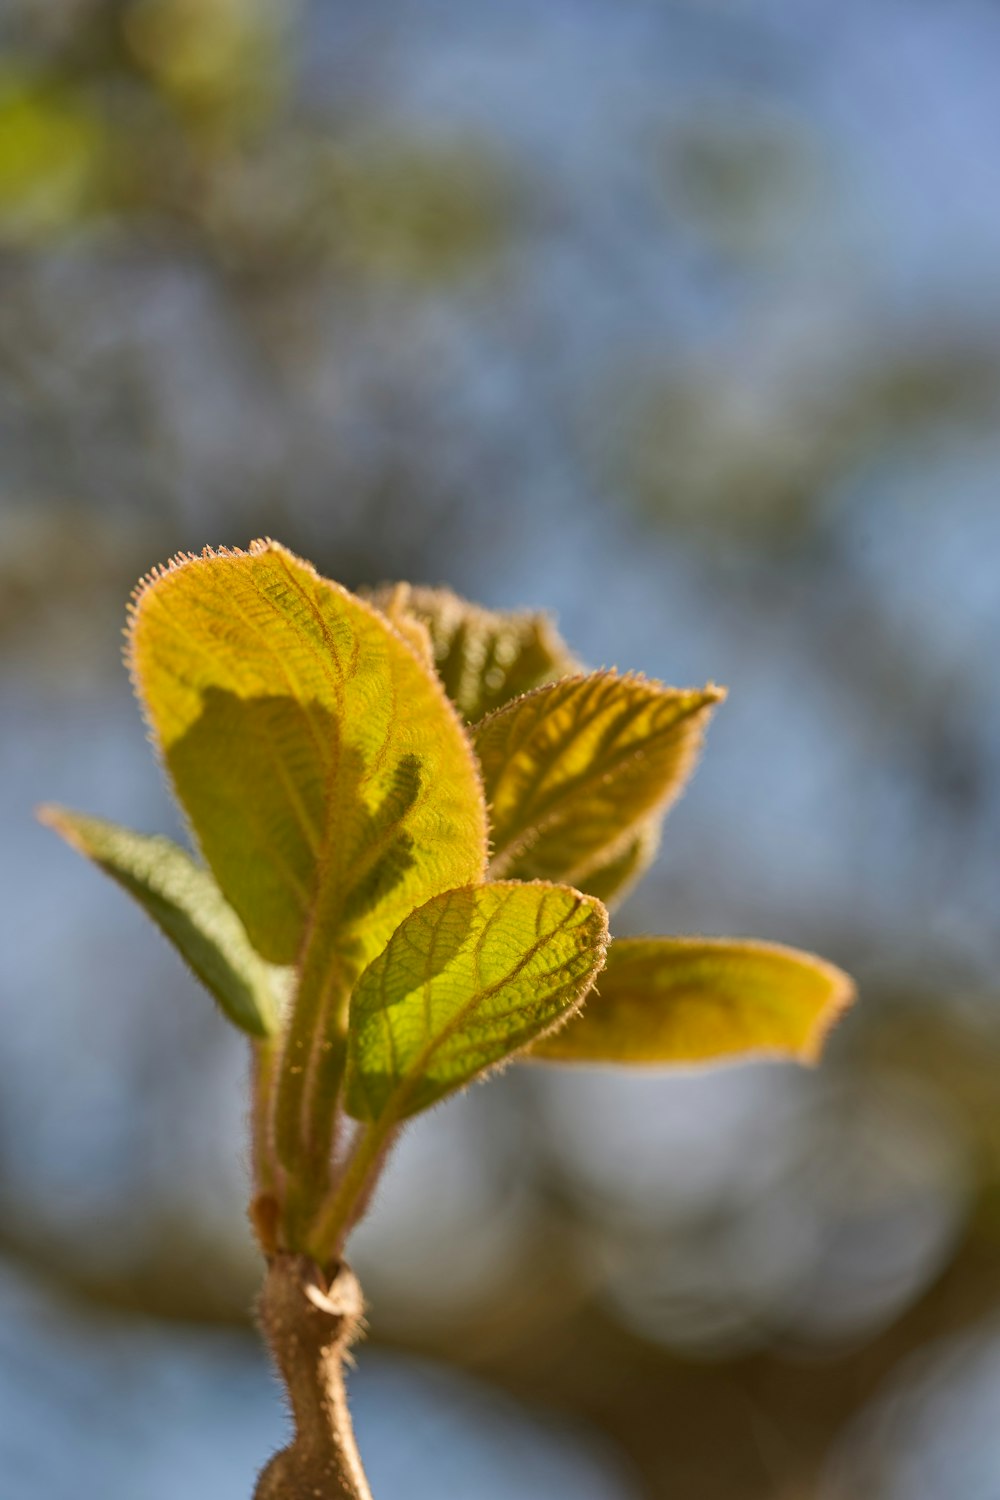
top-left (127, 540), bottom-right (487, 974)
top-left (38, 806), bottom-right (285, 1037)
top-left (530, 936), bottom-right (855, 1067)
top-left (367, 583), bottom-right (578, 723)
top-left (475, 672), bottom-right (723, 884)
top-left (345, 881), bottom-right (608, 1123)
top-left (128, 540), bottom-right (490, 1176)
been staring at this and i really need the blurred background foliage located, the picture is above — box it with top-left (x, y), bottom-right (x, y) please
top-left (3, 1), bottom-right (1000, 1496)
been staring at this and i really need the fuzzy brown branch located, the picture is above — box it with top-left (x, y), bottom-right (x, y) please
top-left (254, 1254), bottom-right (372, 1500)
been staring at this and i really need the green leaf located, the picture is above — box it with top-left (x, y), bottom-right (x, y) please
top-left (127, 540), bottom-right (488, 976)
top-left (38, 806), bottom-right (285, 1037)
top-left (345, 881), bottom-right (608, 1123)
top-left (530, 937), bottom-right (855, 1067)
top-left (366, 583), bottom-right (578, 723)
top-left (474, 672), bottom-right (724, 884)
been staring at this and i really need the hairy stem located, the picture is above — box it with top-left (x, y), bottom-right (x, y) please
top-left (273, 944), bottom-right (339, 1175)
top-left (272, 934), bottom-right (353, 1244)
top-left (254, 1255), bottom-right (372, 1500)
top-left (249, 1040), bottom-right (284, 1256)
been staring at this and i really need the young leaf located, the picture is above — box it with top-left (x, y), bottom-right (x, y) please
top-left (475, 673), bottom-right (723, 884)
top-left (577, 819), bottom-right (661, 910)
top-left (38, 806), bottom-right (285, 1037)
top-left (530, 936), bottom-right (855, 1067)
top-left (127, 541), bottom-right (488, 976)
top-left (366, 583), bottom-right (578, 723)
top-left (345, 881), bottom-right (608, 1123)
top-left (367, 584), bottom-right (436, 671)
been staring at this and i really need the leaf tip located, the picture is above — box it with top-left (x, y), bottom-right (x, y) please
top-left (796, 959), bottom-right (857, 1065)
top-left (35, 800), bottom-right (65, 834)
top-left (35, 802), bottom-right (97, 862)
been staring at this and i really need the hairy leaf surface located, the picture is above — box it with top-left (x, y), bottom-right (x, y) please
top-left (368, 583), bottom-right (578, 723)
top-left (39, 806), bottom-right (285, 1036)
top-left (345, 882), bottom-right (608, 1122)
top-left (531, 937), bottom-right (855, 1066)
top-left (475, 673), bottom-right (723, 884)
top-left (128, 541), bottom-right (488, 974)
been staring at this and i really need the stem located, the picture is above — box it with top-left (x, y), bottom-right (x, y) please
top-left (272, 933), bottom-right (353, 1244)
top-left (304, 1032), bottom-right (349, 1186)
top-left (249, 1038), bottom-right (283, 1256)
top-left (273, 948), bottom-right (340, 1174)
top-left (252, 1038), bottom-right (281, 1198)
top-left (254, 1255), bottom-right (372, 1500)
top-left (307, 1118), bottom-right (395, 1266)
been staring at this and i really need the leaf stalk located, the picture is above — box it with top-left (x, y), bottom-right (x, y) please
top-left (307, 1118), bottom-right (396, 1267)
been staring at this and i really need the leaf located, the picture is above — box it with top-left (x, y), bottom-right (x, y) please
top-left (345, 882), bottom-right (608, 1123)
top-left (366, 583), bottom-right (578, 723)
top-left (474, 672), bottom-right (724, 884)
top-left (38, 806), bottom-right (285, 1037)
top-left (577, 819), bottom-right (661, 910)
top-left (367, 584), bottom-right (436, 671)
top-left (530, 937), bottom-right (855, 1067)
top-left (127, 540), bottom-right (488, 977)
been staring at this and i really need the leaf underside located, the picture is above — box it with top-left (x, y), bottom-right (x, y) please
top-left (345, 881), bottom-right (609, 1123)
top-left (475, 672), bottom-right (723, 885)
top-left (530, 936), bottom-right (855, 1067)
top-left (576, 818), bottom-right (662, 909)
top-left (38, 806), bottom-right (285, 1036)
top-left (127, 541), bottom-right (488, 980)
top-left (367, 583), bottom-right (579, 724)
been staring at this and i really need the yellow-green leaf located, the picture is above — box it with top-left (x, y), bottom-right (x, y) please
top-left (367, 583), bottom-right (578, 723)
top-left (530, 936), bottom-right (855, 1067)
top-left (366, 584), bottom-right (436, 671)
top-left (38, 806), bottom-right (286, 1037)
top-left (127, 540), bottom-right (488, 974)
top-left (475, 673), bottom-right (723, 884)
top-left (578, 819), bottom-right (661, 910)
top-left (345, 881), bottom-right (608, 1123)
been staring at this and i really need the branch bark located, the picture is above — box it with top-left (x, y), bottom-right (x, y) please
top-left (254, 1254), bottom-right (372, 1500)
